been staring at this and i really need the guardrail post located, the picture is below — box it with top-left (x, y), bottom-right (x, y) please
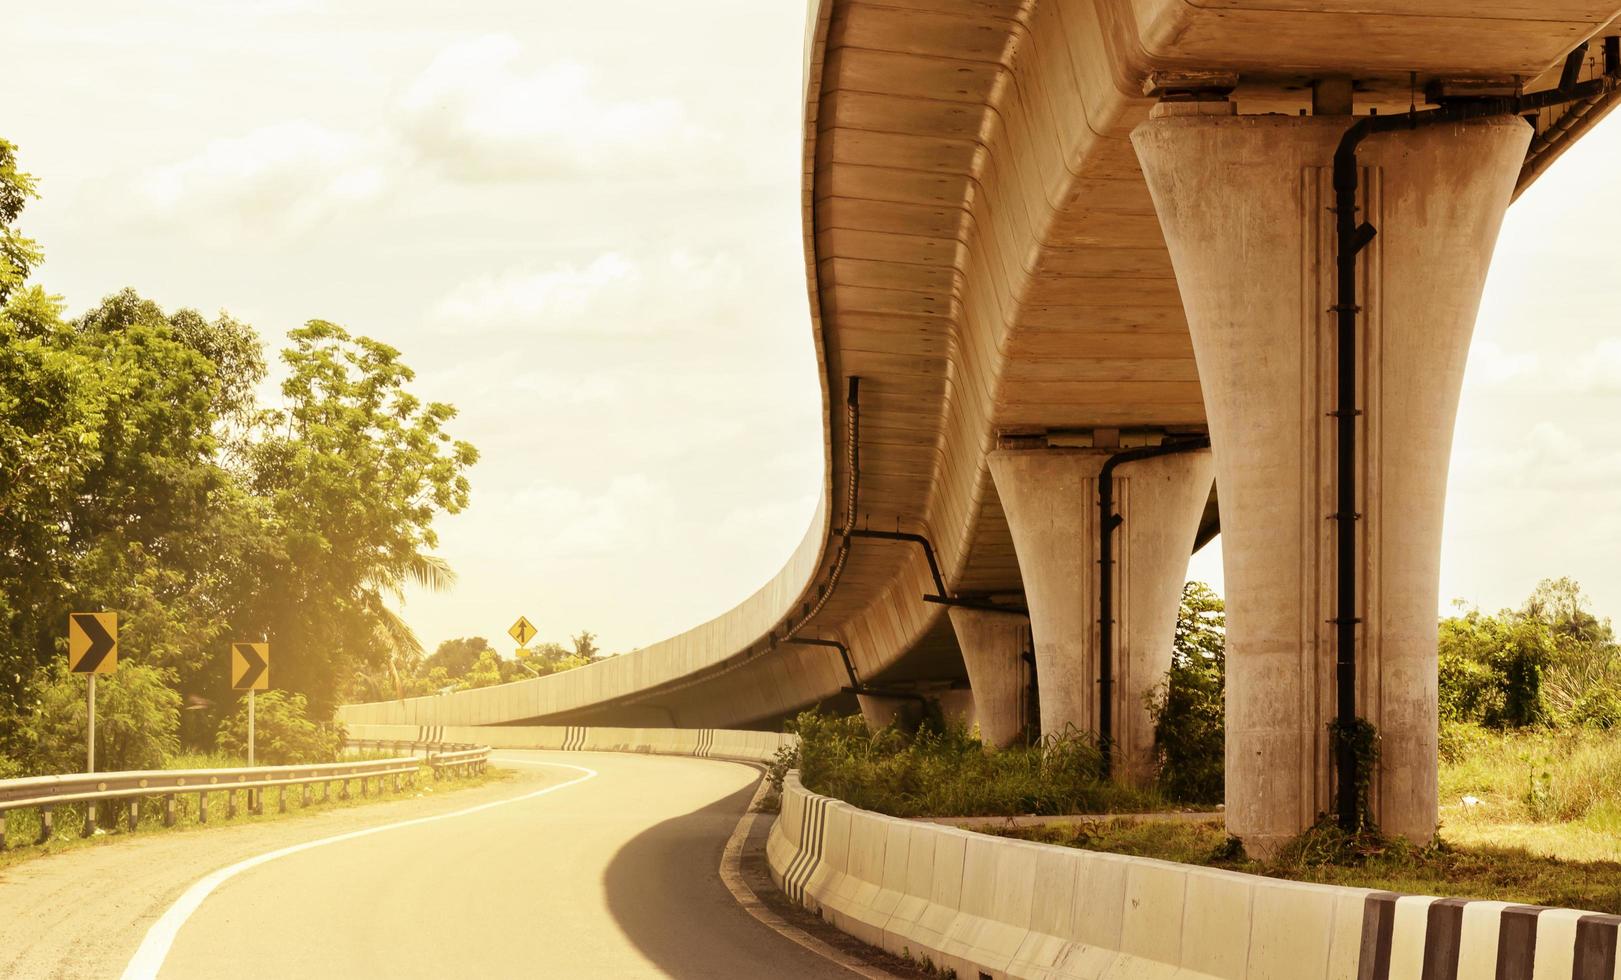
top-left (360, 776), bottom-right (369, 798)
top-left (340, 779), bottom-right (350, 801)
top-left (198, 792), bottom-right (208, 823)
top-left (278, 786), bottom-right (287, 813)
top-left (226, 789), bottom-right (237, 819)
top-left (164, 794), bottom-right (176, 827)
top-left (127, 800), bottom-right (139, 832)
top-left (322, 780), bottom-right (331, 803)
top-left (37, 807), bottom-right (52, 844)
top-left (81, 804), bottom-right (97, 838)
top-left (0, 812), bottom-right (7, 851)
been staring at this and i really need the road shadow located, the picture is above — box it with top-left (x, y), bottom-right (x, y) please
top-left (601, 776), bottom-right (853, 979)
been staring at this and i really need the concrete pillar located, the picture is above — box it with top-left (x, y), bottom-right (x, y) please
top-left (988, 448), bottom-right (1213, 780)
top-left (934, 688), bottom-right (977, 732)
top-left (1132, 110), bottom-right (1529, 851)
top-left (856, 693), bottom-right (915, 732)
top-left (1112, 451), bottom-right (1217, 784)
top-left (946, 607), bottom-right (1029, 748)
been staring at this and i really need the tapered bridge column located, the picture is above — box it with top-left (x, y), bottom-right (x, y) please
top-left (988, 448), bottom-right (1213, 780)
top-left (1132, 110), bottom-right (1528, 851)
top-left (945, 607), bottom-right (1029, 748)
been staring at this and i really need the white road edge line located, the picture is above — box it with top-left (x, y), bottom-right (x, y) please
top-left (719, 773), bottom-right (901, 980)
top-left (120, 760), bottom-right (598, 980)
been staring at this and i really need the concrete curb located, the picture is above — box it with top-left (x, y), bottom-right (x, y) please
top-left (768, 773), bottom-right (1621, 980)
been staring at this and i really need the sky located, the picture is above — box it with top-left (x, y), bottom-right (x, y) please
top-left (9, 1), bottom-right (1621, 658)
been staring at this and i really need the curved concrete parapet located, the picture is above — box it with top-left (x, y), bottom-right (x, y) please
top-left (345, 723), bottom-right (794, 765)
top-left (767, 773), bottom-right (1621, 980)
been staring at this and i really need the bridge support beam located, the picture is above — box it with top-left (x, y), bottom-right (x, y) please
top-left (945, 607), bottom-right (1029, 748)
top-left (988, 448), bottom-right (1213, 779)
top-left (1132, 109), bottom-right (1529, 852)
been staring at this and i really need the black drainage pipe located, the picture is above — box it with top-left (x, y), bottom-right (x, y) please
top-left (789, 638), bottom-right (860, 688)
top-left (1096, 436), bottom-right (1210, 780)
top-left (848, 528), bottom-right (948, 598)
top-left (1328, 45), bottom-right (1620, 830)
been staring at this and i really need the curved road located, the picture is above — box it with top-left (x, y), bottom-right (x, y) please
top-left (0, 753), bottom-right (861, 979)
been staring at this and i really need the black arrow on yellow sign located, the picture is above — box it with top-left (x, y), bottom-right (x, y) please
top-left (69, 613), bottom-right (118, 674)
top-left (232, 643), bottom-right (269, 691)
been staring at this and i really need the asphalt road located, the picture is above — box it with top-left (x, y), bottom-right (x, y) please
top-left (0, 751), bottom-right (860, 979)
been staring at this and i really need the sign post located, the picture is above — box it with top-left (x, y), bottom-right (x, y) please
top-left (68, 612), bottom-right (119, 774)
top-left (231, 642), bottom-right (270, 809)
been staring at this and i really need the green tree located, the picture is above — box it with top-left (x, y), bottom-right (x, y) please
top-left (424, 637), bottom-right (492, 677)
top-left (0, 139), bottom-right (42, 302)
top-left (0, 285), bottom-right (273, 742)
top-left (461, 648), bottom-right (511, 689)
top-left (1151, 581), bottom-right (1226, 804)
top-left (0, 143), bottom-right (476, 762)
top-left (247, 321), bottom-right (476, 713)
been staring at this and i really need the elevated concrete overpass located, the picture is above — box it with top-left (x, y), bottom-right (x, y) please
top-left (342, 1), bottom-right (1621, 852)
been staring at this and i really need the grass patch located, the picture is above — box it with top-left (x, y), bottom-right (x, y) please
top-left (778, 712), bottom-right (1172, 818)
top-left (982, 728), bottom-right (1621, 913)
top-left (982, 818), bottom-right (1621, 913)
top-left (0, 757), bottom-right (506, 870)
top-left (1439, 724), bottom-right (1621, 861)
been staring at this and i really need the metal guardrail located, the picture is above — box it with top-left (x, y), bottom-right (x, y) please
top-left (0, 743), bottom-right (492, 850)
top-left (343, 738), bottom-right (490, 778)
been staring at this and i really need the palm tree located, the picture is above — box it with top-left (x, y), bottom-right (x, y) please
top-left (356, 552), bottom-right (457, 700)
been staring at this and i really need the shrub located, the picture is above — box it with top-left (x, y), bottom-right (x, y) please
top-left (1150, 582), bottom-right (1226, 804)
top-left (1439, 580), bottom-right (1621, 732)
top-left (16, 662), bottom-right (181, 774)
top-left (785, 710), bottom-right (1159, 818)
top-left (216, 690), bottom-right (345, 765)
top-left (1566, 688), bottom-right (1621, 730)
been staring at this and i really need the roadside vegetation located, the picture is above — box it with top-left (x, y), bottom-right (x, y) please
top-left (784, 575), bottom-right (1621, 909)
top-left (771, 712), bottom-right (1168, 818)
top-left (360, 631), bottom-right (604, 701)
top-left (0, 138), bottom-right (554, 784)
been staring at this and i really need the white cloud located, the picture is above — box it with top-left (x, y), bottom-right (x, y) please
top-left (1566, 339), bottom-right (1621, 395)
top-left (434, 253), bottom-right (635, 329)
top-left (432, 249), bottom-right (746, 337)
top-left (1462, 340), bottom-right (1540, 389)
top-left (506, 474), bottom-right (676, 558)
top-left (395, 35), bottom-right (709, 181)
top-left (1452, 421), bottom-right (1621, 492)
top-left (136, 120), bottom-right (389, 240)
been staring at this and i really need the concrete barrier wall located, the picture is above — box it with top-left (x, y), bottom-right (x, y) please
top-left (336, 491), bottom-right (834, 732)
top-left (768, 774), bottom-right (1621, 980)
top-left (345, 724), bottom-right (794, 765)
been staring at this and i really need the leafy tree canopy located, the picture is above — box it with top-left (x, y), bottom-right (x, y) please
top-left (0, 139), bottom-right (476, 764)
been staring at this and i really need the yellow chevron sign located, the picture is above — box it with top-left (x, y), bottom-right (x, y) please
top-left (68, 612), bottom-right (118, 674)
top-left (232, 642), bottom-right (270, 691)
